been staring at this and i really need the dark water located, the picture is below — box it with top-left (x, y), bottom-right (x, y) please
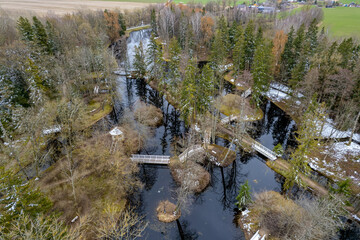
top-left (113, 77), bottom-right (292, 240)
top-left (112, 29), bottom-right (360, 240)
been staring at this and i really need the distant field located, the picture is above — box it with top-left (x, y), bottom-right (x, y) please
top-left (338, 0), bottom-right (360, 4)
top-left (99, 0), bottom-right (265, 5)
top-left (322, 7), bottom-right (360, 39)
top-left (0, 0), bottom-right (150, 16)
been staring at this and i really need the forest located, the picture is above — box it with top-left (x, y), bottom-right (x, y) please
top-left (0, 1), bottom-right (359, 239)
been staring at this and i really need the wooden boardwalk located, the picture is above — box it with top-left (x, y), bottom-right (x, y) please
top-left (130, 154), bottom-right (170, 165)
top-left (252, 141), bottom-right (277, 161)
top-left (217, 125), bottom-right (278, 161)
top-left (178, 145), bottom-right (204, 163)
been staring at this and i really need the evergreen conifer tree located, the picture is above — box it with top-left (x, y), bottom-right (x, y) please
top-left (0, 167), bottom-right (52, 231)
top-left (280, 26), bottom-right (295, 83)
top-left (133, 41), bottom-right (146, 79)
top-left (218, 15), bottom-right (230, 53)
top-left (293, 24), bottom-right (305, 63)
top-left (284, 97), bottom-right (326, 194)
top-left (233, 24), bottom-right (244, 74)
top-left (118, 13), bottom-right (126, 36)
top-left (32, 16), bottom-right (49, 52)
top-left (181, 58), bottom-right (198, 124)
top-left (45, 21), bottom-right (58, 54)
top-left (17, 17), bottom-right (33, 42)
top-left (252, 40), bottom-right (272, 106)
top-left (243, 20), bottom-right (255, 70)
top-left (168, 37), bottom-right (181, 98)
top-left (151, 9), bottom-right (158, 36)
top-left (305, 18), bottom-right (318, 55)
top-left (235, 180), bottom-right (252, 209)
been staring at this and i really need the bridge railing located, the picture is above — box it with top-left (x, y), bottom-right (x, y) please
top-left (178, 145), bottom-right (203, 162)
top-left (251, 141), bottom-right (278, 161)
top-left (131, 155), bottom-right (170, 160)
top-left (130, 155), bottom-right (170, 164)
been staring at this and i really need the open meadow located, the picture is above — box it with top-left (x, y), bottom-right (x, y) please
top-left (322, 7), bottom-right (360, 39)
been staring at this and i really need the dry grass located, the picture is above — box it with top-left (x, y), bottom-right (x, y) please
top-left (241, 191), bottom-right (344, 240)
top-left (205, 144), bottom-right (236, 167)
top-left (134, 101), bottom-right (163, 127)
top-left (246, 191), bottom-right (305, 240)
top-left (83, 94), bottom-right (113, 129)
top-left (308, 143), bottom-right (360, 194)
top-left (156, 200), bottom-right (181, 223)
top-left (217, 94), bottom-right (263, 122)
top-left (169, 157), bottom-right (210, 193)
top-left (37, 132), bottom-right (141, 224)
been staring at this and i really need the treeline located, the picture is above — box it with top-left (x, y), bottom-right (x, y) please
top-left (134, 3), bottom-right (359, 134)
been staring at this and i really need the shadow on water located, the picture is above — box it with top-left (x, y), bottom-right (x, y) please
top-left (112, 76), bottom-right (291, 239)
top-left (112, 29), bottom-right (360, 240)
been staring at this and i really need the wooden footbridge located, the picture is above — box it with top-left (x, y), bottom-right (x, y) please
top-left (130, 154), bottom-right (170, 165)
top-left (178, 144), bottom-right (205, 163)
top-left (251, 141), bottom-right (277, 161)
top-left (218, 125), bottom-right (279, 161)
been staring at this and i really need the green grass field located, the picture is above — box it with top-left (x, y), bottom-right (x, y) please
top-left (338, 0), bottom-right (360, 4)
top-left (322, 7), bottom-right (360, 39)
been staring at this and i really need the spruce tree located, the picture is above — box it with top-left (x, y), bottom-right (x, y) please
top-left (17, 17), bottom-right (33, 42)
top-left (32, 16), bottom-right (49, 52)
top-left (168, 37), bottom-right (181, 100)
top-left (218, 15), bottom-right (230, 53)
top-left (181, 58), bottom-right (198, 124)
top-left (0, 167), bottom-right (52, 231)
top-left (150, 9), bottom-right (158, 36)
top-left (210, 29), bottom-right (226, 75)
top-left (118, 13), bottom-right (126, 36)
top-left (338, 38), bottom-right (355, 69)
top-left (235, 180), bottom-right (252, 209)
top-left (284, 97), bottom-right (326, 194)
top-left (243, 20), bottom-right (255, 71)
top-left (146, 33), bottom-right (163, 81)
top-left (133, 41), bottom-right (146, 79)
top-left (198, 64), bottom-right (215, 115)
top-left (293, 24), bottom-right (305, 63)
top-left (305, 18), bottom-right (318, 55)
top-left (252, 40), bottom-right (272, 107)
top-left (280, 26), bottom-right (295, 83)
top-left (289, 55), bottom-right (306, 89)
top-left (233, 24), bottom-right (244, 74)
top-left (228, 21), bottom-right (238, 53)
top-left (45, 21), bottom-right (58, 54)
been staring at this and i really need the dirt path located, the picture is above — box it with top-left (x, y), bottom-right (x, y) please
top-left (0, 0), bottom-right (151, 16)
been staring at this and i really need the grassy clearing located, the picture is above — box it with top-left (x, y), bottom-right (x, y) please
top-left (339, 0), bottom-right (360, 4)
top-left (322, 7), bottom-right (360, 39)
top-left (83, 94), bottom-right (113, 128)
top-left (217, 94), bottom-right (264, 121)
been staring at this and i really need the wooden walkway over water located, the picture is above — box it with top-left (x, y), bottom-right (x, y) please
top-left (218, 125), bottom-right (278, 161)
top-left (130, 154), bottom-right (170, 165)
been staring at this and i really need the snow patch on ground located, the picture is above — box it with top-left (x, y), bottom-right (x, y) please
top-left (323, 142), bottom-right (360, 161)
top-left (265, 88), bottom-right (290, 102)
top-left (309, 142), bottom-right (360, 187)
